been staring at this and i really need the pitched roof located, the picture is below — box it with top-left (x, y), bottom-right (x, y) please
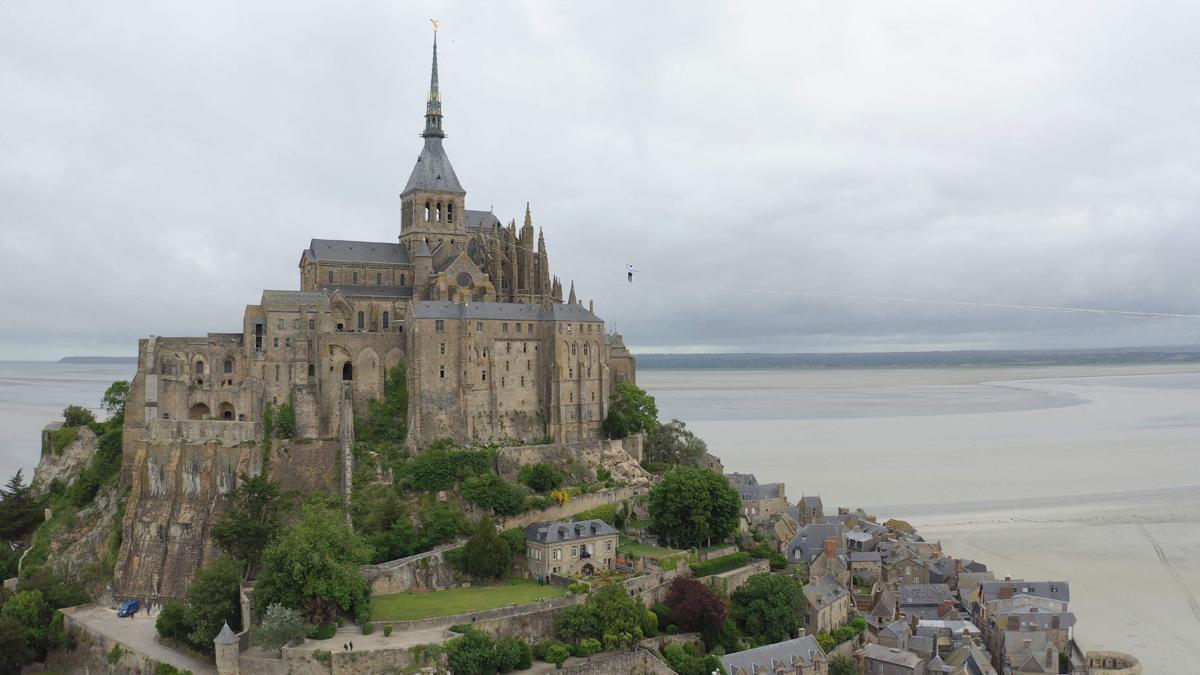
top-left (524, 519), bottom-right (618, 544)
top-left (464, 209), bottom-right (502, 231)
top-left (260, 290), bottom-right (331, 312)
top-left (738, 483), bottom-right (783, 501)
top-left (981, 580), bottom-right (1070, 604)
top-left (727, 472), bottom-right (758, 486)
top-left (862, 643), bottom-right (924, 669)
top-left (850, 551), bottom-right (882, 563)
top-left (880, 619), bottom-right (910, 639)
top-left (719, 635), bottom-right (826, 675)
top-left (899, 583), bottom-right (955, 607)
top-left (307, 239), bottom-right (411, 265)
top-left (403, 137), bottom-right (465, 194)
top-left (800, 495), bottom-right (823, 508)
top-left (410, 300), bottom-right (602, 323)
top-left (803, 575), bottom-right (848, 609)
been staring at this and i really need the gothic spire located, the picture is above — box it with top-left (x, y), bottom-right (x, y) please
top-left (422, 32), bottom-right (444, 139)
top-left (568, 280), bottom-right (577, 305)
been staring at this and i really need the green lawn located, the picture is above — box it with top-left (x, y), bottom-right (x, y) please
top-left (371, 579), bottom-right (566, 621)
top-left (618, 534), bottom-right (684, 559)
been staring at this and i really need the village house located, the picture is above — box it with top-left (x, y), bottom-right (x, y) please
top-left (788, 522), bottom-right (846, 565)
top-left (803, 574), bottom-right (852, 635)
top-left (797, 495), bottom-right (825, 525)
top-left (877, 619), bottom-right (911, 650)
top-left (898, 583), bottom-right (958, 623)
top-left (860, 643), bottom-right (925, 675)
top-left (850, 551), bottom-right (883, 584)
top-left (728, 473), bottom-right (789, 527)
top-left (720, 635), bottom-right (829, 675)
top-left (523, 519), bottom-right (618, 579)
top-left (885, 549), bottom-right (932, 586)
top-left (809, 536), bottom-right (852, 586)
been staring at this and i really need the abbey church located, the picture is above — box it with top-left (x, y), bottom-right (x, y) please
top-left (124, 36), bottom-right (636, 453)
top-left (111, 36), bottom-right (637, 601)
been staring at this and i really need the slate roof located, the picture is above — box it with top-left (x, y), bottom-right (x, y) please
top-left (403, 137), bottom-right (465, 194)
top-left (307, 239), bottom-right (411, 265)
top-left (738, 483), bottom-right (783, 501)
top-left (870, 587), bottom-right (898, 618)
top-left (214, 622), bottom-right (238, 645)
top-left (899, 583), bottom-right (955, 607)
top-left (980, 580), bottom-right (1070, 604)
top-left (847, 530), bottom-right (876, 545)
top-left (719, 635), bottom-right (826, 675)
top-left (803, 574), bottom-right (849, 609)
top-left (727, 472), bottom-right (758, 486)
top-left (916, 619), bottom-right (981, 637)
top-left (993, 611), bottom-right (1076, 631)
top-left (409, 300), bottom-right (602, 323)
top-left (850, 551), bottom-right (882, 563)
top-left (787, 523), bottom-right (844, 563)
top-left (464, 209), bottom-right (502, 231)
top-left (862, 643), bottom-right (924, 670)
top-left (316, 284), bottom-right (414, 298)
top-left (800, 495), bottom-right (823, 509)
top-left (260, 290), bottom-right (331, 312)
top-left (880, 619), bottom-right (909, 640)
top-left (524, 519), bottom-right (617, 544)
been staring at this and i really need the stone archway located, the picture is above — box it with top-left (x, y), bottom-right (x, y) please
top-left (581, 564), bottom-right (595, 576)
top-left (188, 403), bottom-right (210, 420)
top-left (218, 402), bottom-right (235, 421)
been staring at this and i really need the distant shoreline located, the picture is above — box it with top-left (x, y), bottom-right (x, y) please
top-left (636, 346), bottom-right (1200, 369)
top-left (57, 356), bottom-right (138, 364)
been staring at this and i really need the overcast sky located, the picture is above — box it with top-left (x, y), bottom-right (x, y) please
top-left (3, 1), bottom-right (1199, 359)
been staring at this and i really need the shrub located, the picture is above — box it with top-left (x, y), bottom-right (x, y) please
top-left (252, 603), bottom-right (307, 655)
top-left (106, 644), bottom-right (124, 665)
top-left (577, 637), bottom-right (601, 657)
top-left (312, 650), bottom-right (332, 665)
top-left (690, 552), bottom-right (751, 578)
top-left (154, 665), bottom-right (194, 675)
top-left (361, 621), bottom-right (374, 635)
top-left (544, 642), bottom-right (571, 669)
top-left (308, 623), bottom-right (337, 640)
top-left (601, 383), bottom-right (657, 439)
top-left (62, 405), bottom-right (96, 428)
top-left (461, 474), bottom-right (527, 515)
top-left (496, 636), bottom-right (532, 672)
top-left (383, 624), bottom-right (393, 637)
top-left (395, 446), bottom-right (493, 493)
top-left (517, 463), bottom-right (563, 492)
top-left (500, 528), bottom-right (527, 558)
top-left (155, 600), bottom-right (191, 643)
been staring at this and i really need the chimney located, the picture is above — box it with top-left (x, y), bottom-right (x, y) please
top-left (938, 600), bottom-right (952, 617)
top-left (1045, 645), bottom-right (1054, 667)
top-left (824, 536), bottom-right (837, 559)
top-left (798, 627), bottom-right (806, 636)
top-left (999, 586), bottom-right (1014, 600)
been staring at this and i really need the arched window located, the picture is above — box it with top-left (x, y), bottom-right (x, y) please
top-left (583, 344), bottom-right (588, 356)
top-left (223, 359), bottom-right (233, 374)
top-left (376, 272), bottom-right (382, 285)
top-left (308, 363), bottom-right (315, 378)
top-left (195, 361), bottom-right (205, 375)
top-left (342, 362), bottom-right (353, 381)
top-left (447, 203), bottom-right (454, 223)
top-left (382, 311), bottom-right (390, 330)
top-left (219, 402), bottom-right (235, 421)
top-left (327, 271), bottom-right (334, 283)
top-left (357, 312), bottom-right (365, 330)
top-left (570, 344), bottom-right (577, 356)
top-left (425, 202), bottom-right (431, 221)
top-left (352, 272), bottom-right (358, 284)
top-left (436, 202), bottom-right (443, 222)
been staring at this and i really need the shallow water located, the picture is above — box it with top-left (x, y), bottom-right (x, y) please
top-left (641, 364), bottom-right (1200, 672)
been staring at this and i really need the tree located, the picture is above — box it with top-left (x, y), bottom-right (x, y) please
top-left (495, 636), bottom-right (532, 672)
top-left (517, 463), bottom-right (563, 492)
top-left (156, 601), bottom-right (191, 644)
top-left (357, 364), bottom-right (408, 444)
top-left (587, 583), bottom-right (647, 646)
top-left (184, 556), bottom-right (243, 652)
top-left (100, 380), bottom-right (130, 421)
top-left (554, 604), bottom-right (600, 644)
top-left (730, 573), bottom-right (805, 645)
top-left (254, 502), bottom-right (372, 621)
top-left (643, 419), bottom-right (707, 469)
top-left (61, 405), bottom-right (96, 428)
top-left (601, 382), bottom-right (658, 439)
top-left (211, 472), bottom-right (290, 579)
top-left (0, 470), bottom-right (42, 541)
top-left (647, 467), bottom-right (740, 548)
top-left (0, 618), bottom-right (36, 675)
top-left (461, 474), bottom-right (527, 516)
top-left (664, 578), bottom-right (727, 641)
top-left (1, 590), bottom-right (50, 646)
top-left (252, 603), bottom-right (307, 655)
top-left (500, 527), bottom-right (527, 558)
top-left (829, 653), bottom-right (861, 675)
top-left (446, 628), bottom-right (498, 675)
top-left (463, 516), bottom-right (512, 580)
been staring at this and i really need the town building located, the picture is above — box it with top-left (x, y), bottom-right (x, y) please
top-left (803, 574), bottom-right (852, 635)
top-left (720, 635), bottom-right (828, 675)
top-left (860, 643), bottom-right (925, 675)
top-left (524, 519), bottom-right (619, 579)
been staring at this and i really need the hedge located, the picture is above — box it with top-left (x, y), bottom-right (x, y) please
top-left (690, 551), bottom-right (751, 577)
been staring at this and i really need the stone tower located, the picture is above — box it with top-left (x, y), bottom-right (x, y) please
top-left (214, 622), bottom-right (240, 675)
top-left (399, 33), bottom-right (468, 252)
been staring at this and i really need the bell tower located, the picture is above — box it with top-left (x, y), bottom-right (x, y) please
top-left (400, 31), bottom-right (467, 252)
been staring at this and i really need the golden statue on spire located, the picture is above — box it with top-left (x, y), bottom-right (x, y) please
top-left (430, 18), bottom-right (440, 33)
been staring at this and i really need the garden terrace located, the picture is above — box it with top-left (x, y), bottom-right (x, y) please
top-left (370, 578), bottom-right (567, 621)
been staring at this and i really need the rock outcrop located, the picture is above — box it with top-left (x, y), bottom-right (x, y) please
top-left (33, 425), bottom-right (97, 490)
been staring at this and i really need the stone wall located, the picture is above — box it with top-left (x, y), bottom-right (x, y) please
top-left (362, 542), bottom-right (464, 595)
top-left (698, 544), bottom-right (738, 562)
top-left (499, 485), bottom-right (648, 530)
top-left (495, 435), bottom-right (646, 484)
top-left (1086, 650), bottom-right (1142, 675)
top-left (560, 649), bottom-right (675, 674)
top-left (148, 419), bottom-right (259, 445)
top-left (269, 438), bottom-right (341, 494)
top-left (699, 558), bottom-right (770, 595)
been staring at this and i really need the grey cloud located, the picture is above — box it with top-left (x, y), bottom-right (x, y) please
top-left (3, 1), bottom-right (1200, 359)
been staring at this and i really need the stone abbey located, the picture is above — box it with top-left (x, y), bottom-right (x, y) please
top-left (113, 37), bottom-right (635, 600)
